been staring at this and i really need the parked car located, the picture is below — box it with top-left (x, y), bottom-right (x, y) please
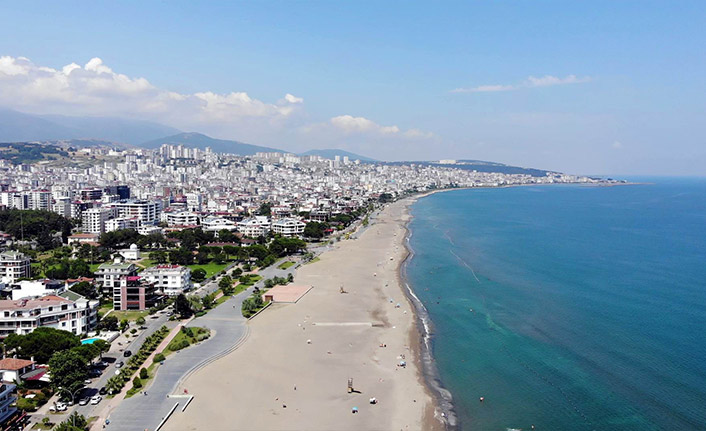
top-left (49, 402), bottom-right (67, 412)
top-left (84, 379), bottom-right (92, 385)
top-left (78, 397), bottom-right (89, 406)
top-left (123, 350), bottom-right (132, 357)
top-left (99, 387), bottom-right (108, 395)
top-left (90, 395), bottom-right (102, 405)
top-left (115, 361), bottom-right (124, 368)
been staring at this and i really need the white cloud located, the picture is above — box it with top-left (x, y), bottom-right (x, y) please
top-left (452, 74), bottom-right (592, 94)
top-left (284, 93), bottom-right (303, 104)
top-left (0, 55), bottom-right (302, 125)
top-left (329, 115), bottom-right (433, 139)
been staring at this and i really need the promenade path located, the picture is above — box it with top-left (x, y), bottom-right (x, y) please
top-left (102, 292), bottom-right (250, 431)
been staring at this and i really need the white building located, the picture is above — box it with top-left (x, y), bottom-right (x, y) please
top-left (105, 216), bottom-right (140, 232)
top-left (140, 265), bottom-right (192, 296)
top-left (271, 218), bottom-right (306, 237)
top-left (164, 211), bottom-right (199, 226)
top-left (110, 200), bottom-right (162, 225)
top-left (0, 251), bottom-right (31, 284)
top-left (0, 294), bottom-right (99, 337)
top-left (95, 258), bottom-right (138, 293)
top-left (185, 193), bottom-right (202, 212)
top-left (82, 207), bottom-right (114, 234)
top-left (28, 190), bottom-right (52, 211)
top-left (236, 216), bottom-right (271, 237)
top-left (5, 279), bottom-right (65, 300)
top-left (119, 243), bottom-right (141, 260)
top-left (202, 216), bottom-right (238, 233)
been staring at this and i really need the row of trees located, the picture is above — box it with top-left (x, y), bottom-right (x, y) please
top-left (105, 325), bottom-right (170, 395)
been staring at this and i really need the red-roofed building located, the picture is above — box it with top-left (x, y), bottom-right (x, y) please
top-left (0, 358), bottom-right (35, 383)
top-left (0, 294), bottom-right (98, 337)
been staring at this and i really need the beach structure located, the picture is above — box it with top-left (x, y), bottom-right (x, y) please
top-left (261, 285), bottom-right (312, 303)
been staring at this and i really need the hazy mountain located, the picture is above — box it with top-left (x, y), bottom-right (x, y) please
top-left (0, 108), bottom-right (80, 142)
top-left (0, 108), bottom-right (180, 145)
top-left (300, 149), bottom-right (377, 162)
top-left (139, 132), bottom-right (283, 155)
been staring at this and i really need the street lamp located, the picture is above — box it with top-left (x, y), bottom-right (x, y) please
top-left (56, 386), bottom-right (83, 427)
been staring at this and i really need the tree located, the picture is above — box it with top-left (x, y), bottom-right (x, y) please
top-left (92, 339), bottom-right (110, 358)
top-left (191, 268), bottom-right (207, 282)
top-left (151, 250), bottom-right (168, 264)
top-left (120, 319), bottom-right (129, 332)
top-left (175, 294), bottom-right (193, 318)
top-left (201, 294), bottom-right (214, 310)
top-left (139, 368), bottom-right (149, 379)
top-left (3, 327), bottom-right (80, 363)
top-left (49, 350), bottom-right (89, 395)
top-left (218, 275), bottom-right (233, 290)
top-left (222, 245), bottom-right (239, 258)
top-left (72, 344), bottom-right (101, 364)
top-left (98, 315), bottom-right (119, 331)
top-left (304, 222), bottom-right (328, 239)
top-left (132, 376), bottom-right (142, 389)
top-left (257, 202), bottom-right (272, 216)
top-left (136, 316), bottom-right (146, 326)
top-left (69, 281), bottom-right (97, 299)
top-left (287, 273), bottom-right (294, 283)
top-left (233, 267), bottom-right (243, 277)
top-left (188, 295), bottom-right (203, 312)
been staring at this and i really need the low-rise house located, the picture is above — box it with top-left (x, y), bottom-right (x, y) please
top-left (0, 295), bottom-right (99, 337)
top-left (0, 251), bottom-right (31, 284)
top-left (271, 218), bottom-right (306, 237)
top-left (0, 358), bottom-right (35, 384)
top-left (140, 265), bottom-right (191, 296)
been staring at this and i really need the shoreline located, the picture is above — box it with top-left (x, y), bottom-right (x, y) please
top-left (396, 191), bottom-right (459, 430)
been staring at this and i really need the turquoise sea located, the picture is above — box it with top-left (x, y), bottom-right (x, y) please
top-left (405, 178), bottom-right (706, 431)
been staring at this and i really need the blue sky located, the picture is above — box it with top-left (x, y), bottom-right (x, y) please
top-left (1, 1), bottom-right (704, 175)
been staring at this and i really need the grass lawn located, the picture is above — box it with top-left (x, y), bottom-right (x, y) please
top-left (165, 327), bottom-right (210, 354)
top-left (306, 257), bottom-right (321, 265)
top-left (31, 423), bottom-right (53, 430)
top-left (89, 262), bottom-right (102, 273)
top-left (187, 262), bottom-right (229, 279)
top-left (111, 310), bottom-right (148, 322)
top-left (278, 261), bottom-right (295, 270)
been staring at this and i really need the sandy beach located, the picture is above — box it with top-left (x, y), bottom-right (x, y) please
top-left (163, 197), bottom-right (443, 431)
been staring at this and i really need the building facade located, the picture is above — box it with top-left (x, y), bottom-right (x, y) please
top-left (0, 295), bottom-right (99, 337)
top-left (95, 259), bottom-right (138, 294)
top-left (140, 265), bottom-right (192, 296)
top-left (271, 218), bottom-right (306, 237)
top-left (0, 251), bottom-right (31, 284)
top-left (113, 276), bottom-right (161, 311)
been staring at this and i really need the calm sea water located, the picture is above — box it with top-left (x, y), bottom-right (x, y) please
top-left (406, 178), bottom-right (706, 431)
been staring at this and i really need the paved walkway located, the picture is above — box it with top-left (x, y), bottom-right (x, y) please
top-left (101, 292), bottom-right (251, 431)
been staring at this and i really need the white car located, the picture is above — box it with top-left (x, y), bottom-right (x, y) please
top-left (78, 397), bottom-right (89, 406)
top-left (90, 395), bottom-right (102, 405)
top-left (50, 402), bottom-right (67, 412)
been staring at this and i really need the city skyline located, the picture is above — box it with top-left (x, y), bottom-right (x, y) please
top-left (1, 1), bottom-right (705, 175)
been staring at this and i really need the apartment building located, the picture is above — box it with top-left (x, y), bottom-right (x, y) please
top-left (140, 265), bottom-right (192, 296)
top-left (95, 258), bottom-right (138, 294)
top-left (0, 294), bottom-right (99, 337)
top-left (271, 218), bottom-right (306, 237)
top-left (82, 207), bottom-right (115, 234)
top-left (113, 276), bottom-right (161, 311)
top-left (0, 251), bottom-right (31, 284)
top-left (236, 216), bottom-right (270, 237)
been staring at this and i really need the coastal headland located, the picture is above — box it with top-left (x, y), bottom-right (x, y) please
top-left (163, 197), bottom-right (445, 431)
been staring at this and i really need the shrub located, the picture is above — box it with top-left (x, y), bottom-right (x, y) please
top-left (16, 397), bottom-right (36, 412)
top-left (153, 353), bottom-right (166, 363)
top-left (139, 368), bottom-right (148, 379)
